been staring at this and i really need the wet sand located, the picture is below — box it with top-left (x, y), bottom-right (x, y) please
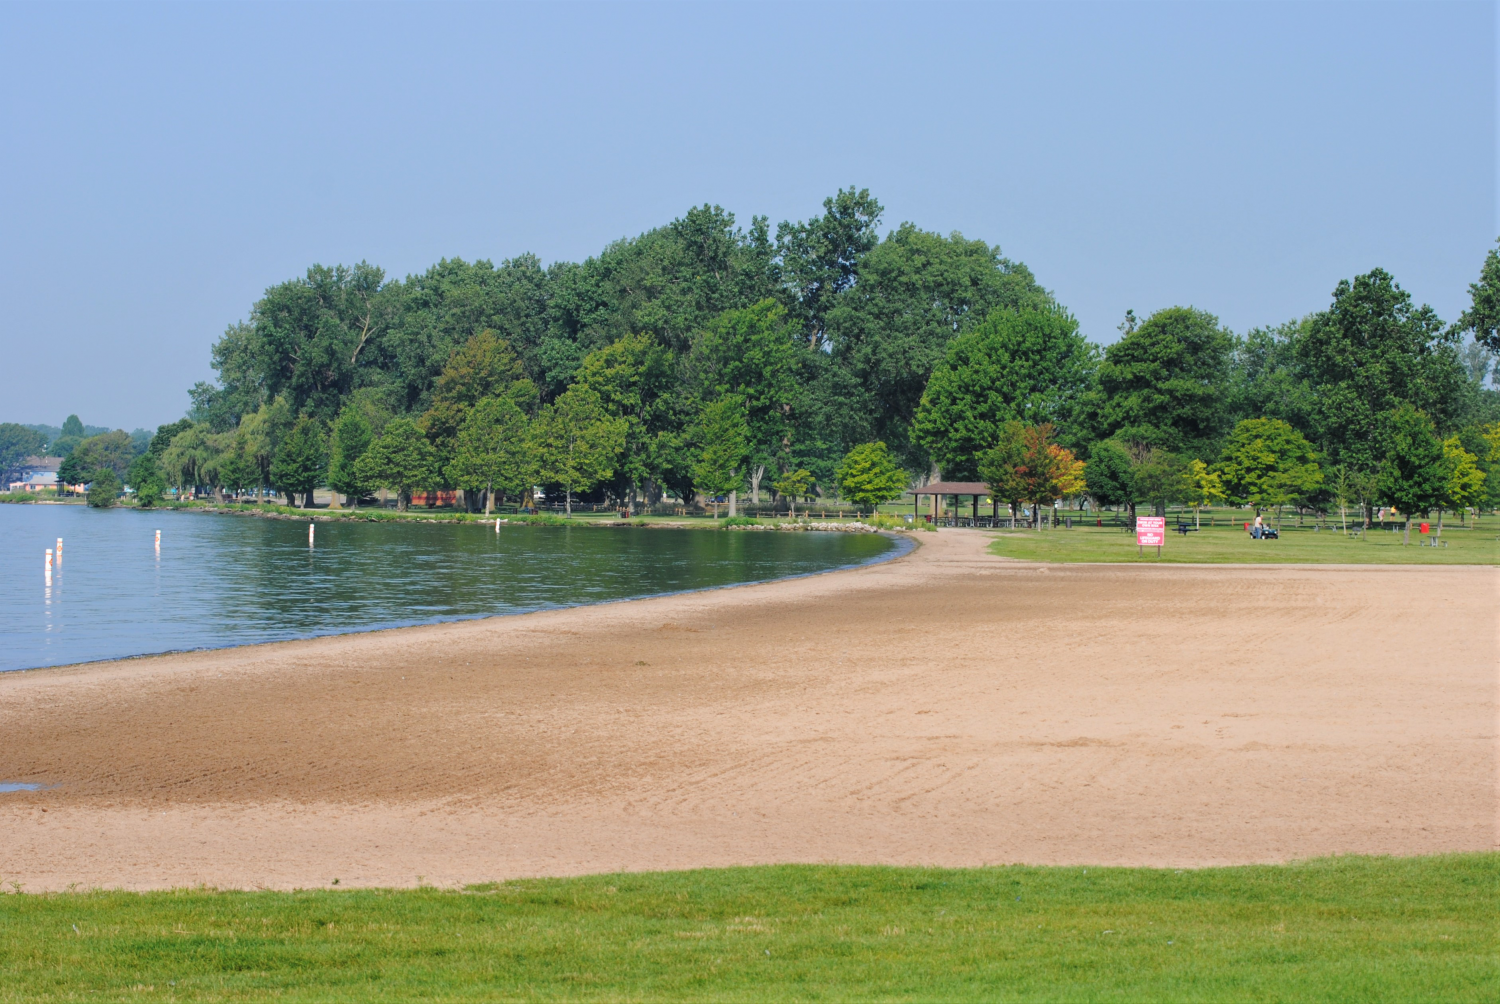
top-left (0, 530), bottom-right (1494, 890)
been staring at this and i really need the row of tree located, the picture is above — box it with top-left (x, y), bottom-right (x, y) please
top-left (26, 190), bottom-right (1500, 522)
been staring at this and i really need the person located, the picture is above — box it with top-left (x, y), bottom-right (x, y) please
top-left (1252, 513), bottom-right (1263, 539)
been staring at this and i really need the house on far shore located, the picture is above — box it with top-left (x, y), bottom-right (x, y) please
top-left (10, 471), bottom-right (60, 492)
top-left (4, 455), bottom-right (64, 492)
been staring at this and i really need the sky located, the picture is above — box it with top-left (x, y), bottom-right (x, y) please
top-left (1, 1), bottom-right (1494, 432)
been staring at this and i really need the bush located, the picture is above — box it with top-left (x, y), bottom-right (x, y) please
top-left (86, 470), bottom-right (120, 508)
top-left (721, 515), bottom-right (760, 528)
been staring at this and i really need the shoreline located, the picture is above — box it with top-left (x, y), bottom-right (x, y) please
top-left (2, 530), bottom-right (917, 679)
top-left (0, 530), bottom-right (1493, 890)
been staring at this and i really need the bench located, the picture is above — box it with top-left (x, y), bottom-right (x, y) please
top-left (1175, 522), bottom-right (1199, 535)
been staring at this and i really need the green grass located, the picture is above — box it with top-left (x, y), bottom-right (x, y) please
top-left (986, 518), bottom-right (1500, 564)
top-left (2, 856), bottom-right (1494, 1001)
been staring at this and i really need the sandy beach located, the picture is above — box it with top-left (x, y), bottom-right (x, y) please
top-left (0, 529), bottom-right (1494, 891)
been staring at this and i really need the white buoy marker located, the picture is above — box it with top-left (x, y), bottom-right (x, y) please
top-left (309, 522), bottom-right (315, 547)
top-left (55, 538), bottom-right (63, 564)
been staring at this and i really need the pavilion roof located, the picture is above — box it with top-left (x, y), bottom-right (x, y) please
top-left (911, 481), bottom-right (990, 495)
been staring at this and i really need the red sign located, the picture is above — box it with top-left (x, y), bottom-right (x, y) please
top-left (1136, 516), bottom-right (1166, 547)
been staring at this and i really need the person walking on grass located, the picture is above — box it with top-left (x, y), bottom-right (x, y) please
top-left (1252, 513), bottom-right (1263, 539)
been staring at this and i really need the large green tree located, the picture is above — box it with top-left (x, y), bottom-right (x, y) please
top-left (1458, 238), bottom-right (1500, 354)
top-left (574, 332), bottom-right (682, 509)
top-left (1375, 404), bottom-right (1448, 544)
top-left (1214, 418), bottom-right (1323, 523)
top-left (52, 415), bottom-right (87, 458)
top-left (1298, 269), bottom-right (1467, 472)
top-left (777, 187), bottom-right (884, 349)
top-left (1083, 440), bottom-right (1134, 513)
top-left (914, 306), bottom-right (1096, 480)
top-left (85, 469), bottom-right (120, 508)
top-left (834, 441), bottom-right (909, 513)
top-left (530, 387), bottom-right (627, 514)
top-left (446, 396), bottom-right (531, 515)
top-left (126, 453), bottom-right (166, 507)
top-left (418, 330), bottom-right (538, 465)
top-left (1094, 307), bottom-right (1235, 457)
top-left (0, 423), bottom-right (48, 472)
top-left (59, 431), bottom-right (135, 486)
top-left (825, 224), bottom-right (1055, 469)
top-left (690, 300), bottom-right (801, 501)
top-left (327, 406), bottom-right (374, 505)
top-left (203, 262), bottom-right (394, 426)
top-left (690, 395), bottom-right (750, 517)
top-left (355, 418), bottom-right (438, 511)
top-left (269, 417), bottom-right (328, 508)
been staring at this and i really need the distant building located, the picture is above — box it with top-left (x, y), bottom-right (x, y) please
top-left (3, 456), bottom-right (64, 492)
top-left (9, 471), bottom-right (59, 492)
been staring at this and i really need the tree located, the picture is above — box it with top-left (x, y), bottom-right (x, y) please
top-left (1094, 307), bottom-right (1235, 457)
top-left (574, 332), bottom-right (679, 509)
top-left (772, 468), bottom-right (815, 517)
top-left (0, 423), bottom-right (48, 472)
top-left (355, 418), bottom-right (438, 511)
top-left (979, 424), bottom-right (1083, 529)
top-left (217, 435), bottom-right (260, 499)
top-left (59, 431), bottom-right (135, 490)
top-left (914, 306), bottom-right (1096, 479)
top-left (1181, 459), bottom-right (1225, 528)
top-left (1437, 436), bottom-right (1485, 534)
top-left (127, 453), bottom-right (166, 507)
top-left (1214, 418), bottom-right (1322, 526)
top-left (835, 441), bottom-right (909, 514)
top-left (203, 262), bottom-right (394, 423)
top-left (1130, 447), bottom-right (1189, 519)
top-left (53, 414), bottom-right (86, 458)
top-left (689, 395), bottom-right (750, 518)
top-left (1298, 269), bottom-right (1465, 473)
top-left (1458, 238), bottom-right (1500, 354)
top-left (86, 469), bottom-right (120, 508)
top-left (446, 396), bottom-right (531, 515)
top-left (158, 424), bottom-right (220, 498)
top-left (690, 300), bottom-right (801, 501)
top-left (826, 224), bottom-right (1057, 469)
top-left (269, 416), bottom-right (327, 508)
top-left (419, 330), bottom-right (538, 459)
top-left (530, 387), bottom-right (627, 515)
top-left (327, 406), bottom-right (374, 506)
top-left (238, 396), bottom-right (294, 490)
top-left (1376, 405), bottom-right (1447, 545)
top-left (777, 187), bottom-right (884, 349)
top-left (1083, 440), bottom-right (1134, 514)
top-left (148, 418), bottom-right (194, 459)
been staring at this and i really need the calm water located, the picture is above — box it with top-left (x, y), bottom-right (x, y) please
top-left (0, 505), bottom-right (902, 672)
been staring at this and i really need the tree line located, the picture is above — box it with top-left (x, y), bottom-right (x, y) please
top-left (20, 188), bottom-right (1500, 531)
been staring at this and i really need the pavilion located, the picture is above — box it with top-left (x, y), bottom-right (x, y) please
top-left (910, 481), bottom-right (1000, 524)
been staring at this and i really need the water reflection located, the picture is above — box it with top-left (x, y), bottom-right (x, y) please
top-left (1, 507), bottom-right (899, 671)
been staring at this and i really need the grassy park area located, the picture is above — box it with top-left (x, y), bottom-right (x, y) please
top-left (986, 517), bottom-right (1500, 565)
top-left (2, 855), bottom-right (1494, 1002)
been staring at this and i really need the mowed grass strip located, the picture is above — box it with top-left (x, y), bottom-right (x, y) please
top-left (1, 855), bottom-right (1494, 1002)
top-left (986, 520), bottom-right (1500, 564)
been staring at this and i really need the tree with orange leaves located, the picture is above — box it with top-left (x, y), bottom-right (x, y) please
top-left (980, 422), bottom-right (1083, 529)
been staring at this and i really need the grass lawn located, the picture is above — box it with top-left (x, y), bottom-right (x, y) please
top-left (1, 855), bottom-right (1494, 1001)
top-left (986, 518), bottom-right (1500, 564)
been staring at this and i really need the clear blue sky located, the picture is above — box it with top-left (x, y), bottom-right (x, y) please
top-left (2, 1), bottom-right (1493, 432)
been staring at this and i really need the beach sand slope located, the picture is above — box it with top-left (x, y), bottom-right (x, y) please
top-left (0, 530), bottom-right (1494, 890)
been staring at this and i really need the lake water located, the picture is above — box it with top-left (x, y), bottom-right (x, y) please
top-left (0, 505), bottom-right (903, 672)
